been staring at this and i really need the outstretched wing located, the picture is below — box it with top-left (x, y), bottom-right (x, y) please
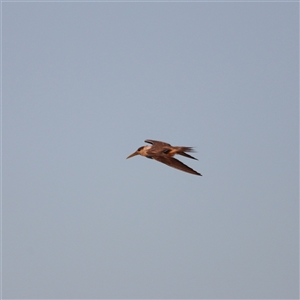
top-left (145, 140), bottom-right (198, 160)
top-left (153, 154), bottom-right (202, 176)
top-left (145, 139), bottom-right (172, 156)
top-left (145, 139), bottom-right (171, 147)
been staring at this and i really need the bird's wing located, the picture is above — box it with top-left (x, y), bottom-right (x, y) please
top-left (152, 154), bottom-right (202, 176)
top-left (145, 139), bottom-right (171, 147)
top-left (145, 139), bottom-right (172, 156)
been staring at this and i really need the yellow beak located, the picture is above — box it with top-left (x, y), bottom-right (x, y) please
top-left (127, 151), bottom-right (139, 159)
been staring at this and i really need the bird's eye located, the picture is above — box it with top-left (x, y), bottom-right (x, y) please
top-left (138, 146), bottom-right (144, 151)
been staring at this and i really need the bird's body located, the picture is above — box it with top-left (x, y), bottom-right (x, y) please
top-left (127, 139), bottom-right (202, 176)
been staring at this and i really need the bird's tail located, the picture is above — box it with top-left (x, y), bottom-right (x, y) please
top-left (175, 147), bottom-right (198, 160)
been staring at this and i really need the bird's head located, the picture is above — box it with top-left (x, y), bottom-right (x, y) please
top-left (126, 146), bottom-right (146, 159)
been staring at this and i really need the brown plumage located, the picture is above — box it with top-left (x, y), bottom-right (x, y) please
top-left (127, 139), bottom-right (202, 176)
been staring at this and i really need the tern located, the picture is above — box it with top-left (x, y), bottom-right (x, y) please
top-left (127, 139), bottom-right (202, 176)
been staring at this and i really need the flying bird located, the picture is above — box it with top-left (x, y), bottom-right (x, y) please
top-left (127, 139), bottom-right (202, 176)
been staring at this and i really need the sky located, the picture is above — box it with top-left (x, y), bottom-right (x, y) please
top-left (2, 1), bottom-right (299, 299)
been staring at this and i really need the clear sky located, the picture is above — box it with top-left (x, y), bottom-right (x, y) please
top-left (3, 2), bottom-right (299, 299)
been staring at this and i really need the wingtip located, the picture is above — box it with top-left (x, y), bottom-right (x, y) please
top-left (194, 172), bottom-right (202, 176)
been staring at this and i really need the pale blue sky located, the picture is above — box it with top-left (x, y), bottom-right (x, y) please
top-left (3, 2), bottom-right (299, 299)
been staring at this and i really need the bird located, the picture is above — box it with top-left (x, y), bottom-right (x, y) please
top-left (127, 139), bottom-right (202, 176)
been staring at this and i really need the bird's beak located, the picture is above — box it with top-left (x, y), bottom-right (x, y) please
top-left (127, 151), bottom-right (139, 159)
